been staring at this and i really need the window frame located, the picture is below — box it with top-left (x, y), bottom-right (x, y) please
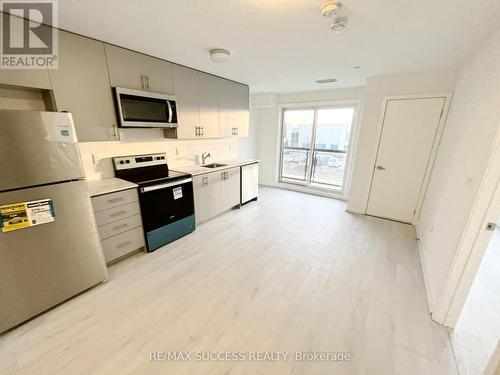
top-left (277, 100), bottom-right (360, 200)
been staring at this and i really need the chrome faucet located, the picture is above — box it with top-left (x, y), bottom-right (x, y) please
top-left (201, 152), bottom-right (211, 165)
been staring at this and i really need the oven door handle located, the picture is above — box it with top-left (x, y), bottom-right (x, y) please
top-left (140, 178), bottom-right (192, 193)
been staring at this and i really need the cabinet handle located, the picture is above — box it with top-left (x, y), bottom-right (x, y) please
top-left (146, 75), bottom-right (150, 90)
top-left (200, 126), bottom-right (204, 136)
top-left (111, 210), bottom-right (127, 217)
top-left (116, 241), bottom-right (132, 249)
top-left (203, 176), bottom-right (208, 185)
top-left (195, 126), bottom-right (198, 136)
top-left (108, 197), bottom-right (124, 204)
top-left (113, 223), bottom-right (129, 231)
top-left (140, 75), bottom-right (145, 90)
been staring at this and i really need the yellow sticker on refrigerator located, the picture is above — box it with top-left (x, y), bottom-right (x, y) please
top-left (0, 199), bottom-right (54, 233)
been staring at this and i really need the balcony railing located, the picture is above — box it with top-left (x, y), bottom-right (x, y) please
top-left (281, 147), bottom-right (347, 188)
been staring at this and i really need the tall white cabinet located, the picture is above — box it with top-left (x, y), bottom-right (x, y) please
top-left (49, 32), bottom-right (118, 142)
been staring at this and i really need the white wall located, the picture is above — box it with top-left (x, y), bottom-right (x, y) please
top-left (79, 137), bottom-right (239, 180)
top-left (417, 28), bottom-right (500, 310)
top-left (346, 67), bottom-right (460, 213)
top-left (252, 88), bottom-right (365, 187)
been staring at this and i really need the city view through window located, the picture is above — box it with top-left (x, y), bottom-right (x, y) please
top-left (281, 107), bottom-right (355, 190)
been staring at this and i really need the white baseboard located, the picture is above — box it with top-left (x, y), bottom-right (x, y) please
top-left (415, 223), bottom-right (437, 316)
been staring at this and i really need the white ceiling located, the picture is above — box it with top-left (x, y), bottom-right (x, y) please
top-left (58, 0), bottom-right (500, 93)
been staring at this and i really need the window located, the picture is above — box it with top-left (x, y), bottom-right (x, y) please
top-left (279, 105), bottom-right (357, 195)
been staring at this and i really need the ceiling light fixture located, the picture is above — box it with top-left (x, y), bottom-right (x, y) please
top-left (320, 0), bottom-right (341, 17)
top-left (316, 78), bottom-right (338, 84)
top-left (210, 48), bottom-right (231, 63)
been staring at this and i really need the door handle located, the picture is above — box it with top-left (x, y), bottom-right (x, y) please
top-left (116, 241), bottom-right (132, 249)
top-left (108, 197), bottom-right (124, 204)
top-left (110, 210), bottom-right (127, 217)
top-left (486, 222), bottom-right (499, 231)
top-left (376, 165), bottom-right (386, 170)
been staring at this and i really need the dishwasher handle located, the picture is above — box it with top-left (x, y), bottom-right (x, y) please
top-left (140, 178), bottom-right (192, 193)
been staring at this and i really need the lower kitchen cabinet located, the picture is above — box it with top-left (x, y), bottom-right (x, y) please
top-left (91, 188), bottom-right (145, 264)
top-left (193, 167), bottom-right (241, 224)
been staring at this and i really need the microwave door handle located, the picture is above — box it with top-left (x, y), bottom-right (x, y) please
top-left (167, 101), bottom-right (173, 123)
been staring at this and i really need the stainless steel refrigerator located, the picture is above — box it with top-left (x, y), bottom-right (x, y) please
top-left (0, 110), bottom-right (108, 333)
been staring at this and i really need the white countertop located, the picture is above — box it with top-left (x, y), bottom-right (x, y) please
top-left (87, 178), bottom-right (138, 197)
top-left (172, 159), bottom-right (259, 176)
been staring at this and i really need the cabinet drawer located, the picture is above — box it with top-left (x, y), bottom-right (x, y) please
top-left (98, 214), bottom-right (142, 240)
top-left (94, 202), bottom-right (141, 226)
top-left (101, 227), bottom-right (145, 263)
top-left (91, 188), bottom-right (138, 212)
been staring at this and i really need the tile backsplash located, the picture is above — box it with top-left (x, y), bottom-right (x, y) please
top-left (78, 138), bottom-right (240, 181)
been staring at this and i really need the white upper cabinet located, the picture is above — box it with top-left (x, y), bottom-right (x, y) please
top-left (218, 78), bottom-right (249, 138)
top-left (142, 56), bottom-right (174, 94)
top-left (0, 27), bottom-right (249, 141)
top-left (49, 32), bottom-right (117, 142)
top-left (0, 69), bottom-right (51, 90)
top-left (172, 64), bottom-right (199, 139)
top-left (198, 72), bottom-right (220, 138)
top-left (234, 82), bottom-right (250, 138)
top-left (173, 66), bottom-right (220, 139)
top-left (105, 44), bottom-right (173, 94)
top-left (0, 25), bottom-right (51, 89)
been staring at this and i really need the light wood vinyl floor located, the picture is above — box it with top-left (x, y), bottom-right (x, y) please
top-left (0, 187), bottom-right (459, 375)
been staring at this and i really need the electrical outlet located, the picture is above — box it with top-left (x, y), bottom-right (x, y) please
top-left (92, 154), bottom-right (102, 164)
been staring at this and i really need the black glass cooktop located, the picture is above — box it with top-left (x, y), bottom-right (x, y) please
top-left (115, 165), bottom-right (190, 186)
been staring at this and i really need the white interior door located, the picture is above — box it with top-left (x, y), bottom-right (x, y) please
top-left (366, 97), bottom-right (446, 223)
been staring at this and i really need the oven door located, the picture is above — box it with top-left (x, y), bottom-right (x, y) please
top-left (138, 177), bottom-right (195, 251)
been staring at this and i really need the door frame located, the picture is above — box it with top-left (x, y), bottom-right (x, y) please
top-left (365, 93), bottom-right (453, 224)
top-left (276, 99), bottom-right (361, 200)
top-left (431, 124), bottom-right (500, 327)
top-left (483, 342), bottom-right (500, 375)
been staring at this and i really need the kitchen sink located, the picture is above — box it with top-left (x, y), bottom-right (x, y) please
top-left (202, 163), bottom-right (227, 168)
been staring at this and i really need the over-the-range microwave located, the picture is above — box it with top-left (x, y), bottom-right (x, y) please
top-left (114, 87), bottom-right (178, 128)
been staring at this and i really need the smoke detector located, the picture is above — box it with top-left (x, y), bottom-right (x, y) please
top-left (330, 16), bottom-right (348, 33)
top-left (320, 0), bottom-right (341, 17)
top-left (210, 48), bottom-right (231, 63)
